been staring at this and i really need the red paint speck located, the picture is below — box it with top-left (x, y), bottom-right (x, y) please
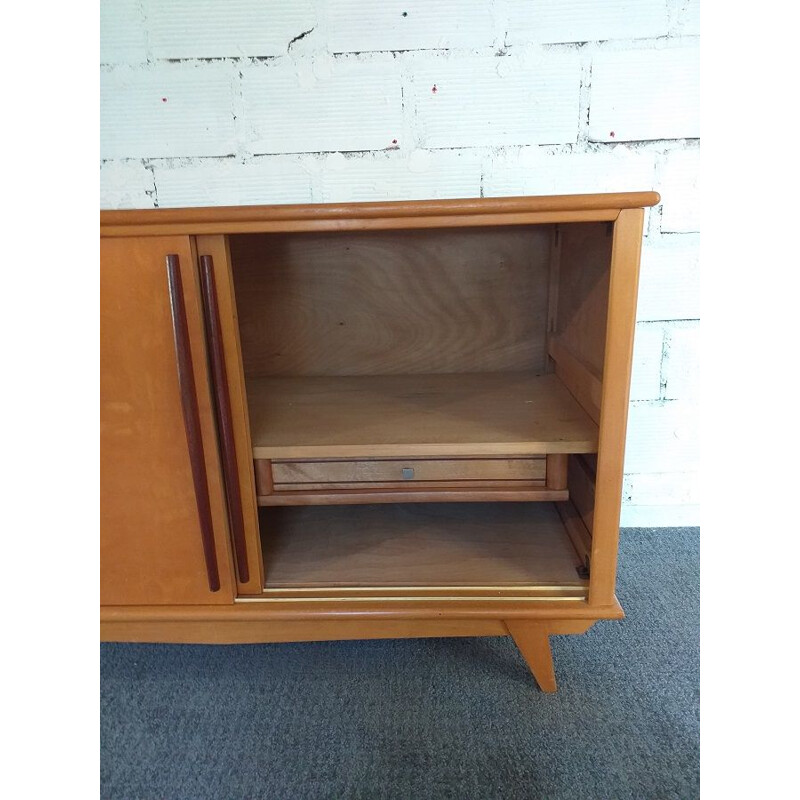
top-left (432, 85), bottom-right (438, 93)
top-left (609, 130), bottom-right (615, 138)
top-left (392, 138), bottom-right (398, 144)
top-left (162, 97), bottom-right (168, 103)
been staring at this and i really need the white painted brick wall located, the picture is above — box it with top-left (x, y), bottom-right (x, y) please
top-left (506, 1), bottom-right (669, 45)
top-left (99, 0), bottom-right (700, 526)
top-left (327, 1), bottom-right (496, 53)
top-left (242, 59), bottom-right (403, 154)
top-left (407, 53), bottom-right (581, 148)
top-left (100, 0), bottom-right (147, 65)
top-left (144, 0), bottom-right (316, 60)
top-left (589, 46), bottom-right (700, 142)
top-left (100, 64), bottom-right (236, 158)
top-left (637, 234), bottom-right (700, 321)
top-left (318, 149), bottom-right (483, 203)
top-left (659, 148), bottom-right (700, 232)
top-left (153, 157), bottom-right (314, 207)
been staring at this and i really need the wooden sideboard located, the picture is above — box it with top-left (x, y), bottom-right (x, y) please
top-left (100, 192), bottom-right (658, 692)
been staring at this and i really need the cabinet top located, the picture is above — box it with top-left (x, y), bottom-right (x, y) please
top-left (100, 191), bottom-right (660, 237)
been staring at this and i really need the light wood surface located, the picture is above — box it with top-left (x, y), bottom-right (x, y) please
top-left (545, 454), bottom-right (568, 491)
top-left (231, 227), bottom-right (551, 377)
top-left (556, 222), bottom-right (613, 380)
top-left (247, 372), bottom-right (599, 459)
top-left (101, 599), bottom-right (623, 623)
top-left (101, 617), bottom-right (509, 644)
top-left (556, 500), bottom-right (593, 569)
top-left (505, 620), bottom-right (558, 692)
top-left (271, 457), bottom-right (547, 485)
top-left (548, 335), bottom-right (603, 424)
top-left (100, 192), bottom-right (661, 237)
top-left (259, 502), bottom-right (586, 589)
top-left (100, 236), bottom-right (234, 605)
top-left (258, 488), bottom-right (568, 506)
top-left (195, 235), bottom-right (264, 595)
top-left (568, 454), bottom-right (596, 533)
top-left (590, 209), bottom-right (645, 605)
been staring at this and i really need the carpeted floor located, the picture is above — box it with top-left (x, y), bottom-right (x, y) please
top-left (101, 527), bottom-right (699, 799)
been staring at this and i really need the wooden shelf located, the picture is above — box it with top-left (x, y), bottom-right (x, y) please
top-left (247, 372), bottom-right (598, 459)
top-left (260, 502), bottom-right (587, 592)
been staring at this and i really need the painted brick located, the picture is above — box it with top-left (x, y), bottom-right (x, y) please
top-left (624, 470), bottom-right (700, 506)
top-left (408, 53), bottom-right (581, 148)
top-left (483, 146), bottom-right (655, 197)
top-left (145, 0), bottom-right (316, 59)
top-left (318, 149), bottom-right (482, 203)
top-left (670, 0), bottom-right (701, 36)
top-left (624, 400), bottom-right (699, 474)
top-left (242, 60), bottom-right (403, 154)
top-left (589, 46), bottom-right (700, 142)
top-left (662, 322), bottom-right (699, 400)
top-left (327, 1), bottom-right (495, 53)
top-left (659, 148), bottom-right (700, 232)
top-left (637, 234), bottom-right (700, 321)
top-left (100, 65), bottom-right (236, 158)
top-left (506, 0), bottom-right (669, 45)
top-left (100, 161), bottom-right (155, 209)
top-left (153, 157), bottom-right (313, 208)
top-left (100, 0), bottom-right (147, 65)
top-left (629, 324), bottom-right (664, 401)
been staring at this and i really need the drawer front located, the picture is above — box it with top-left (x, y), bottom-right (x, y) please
top-left (260, 457), bottom-right (546, 493)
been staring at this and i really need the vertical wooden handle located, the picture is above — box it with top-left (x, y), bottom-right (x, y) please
top-left (166, 254), bottom-right (221, 593)
top-left (199, 254), bottom-right (250, 583)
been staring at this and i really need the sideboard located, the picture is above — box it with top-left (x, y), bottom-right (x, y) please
top-left (100, 192), bottom-right (658, 691)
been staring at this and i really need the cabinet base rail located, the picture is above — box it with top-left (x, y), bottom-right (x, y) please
top-left (101, 601), bottom-right (623, 692)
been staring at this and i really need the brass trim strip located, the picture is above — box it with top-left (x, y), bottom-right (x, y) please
top-left (235, 595), bottom-right (588, 604)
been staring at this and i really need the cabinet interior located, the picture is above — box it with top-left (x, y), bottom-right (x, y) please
top-left (227, 221), bottom-right (611, 596)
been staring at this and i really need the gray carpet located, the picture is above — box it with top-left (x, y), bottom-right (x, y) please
top-left (101, 527), bottom-right (699, 799)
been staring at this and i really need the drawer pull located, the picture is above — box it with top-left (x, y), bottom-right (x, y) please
top-left (199, 255), bottom-right (250, 584)
top-left (401, 467), bottom-right (415, 480)
top-left (166, 254), bottom-right (221, 593)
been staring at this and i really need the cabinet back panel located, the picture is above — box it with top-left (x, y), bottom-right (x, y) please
top-left (230, 227), bottom-right (552, 377)
top-left (556, 223), bottom-right (612, 379)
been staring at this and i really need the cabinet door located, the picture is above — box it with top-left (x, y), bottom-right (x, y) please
top-left (101, 236), bottom-right (234, 605)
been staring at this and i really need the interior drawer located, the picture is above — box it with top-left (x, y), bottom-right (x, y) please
top-left (257, 457), bottom-right (546, 493)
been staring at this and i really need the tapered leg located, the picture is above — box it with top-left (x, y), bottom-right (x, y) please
top-left (505, 620), bottom-right (557, 692)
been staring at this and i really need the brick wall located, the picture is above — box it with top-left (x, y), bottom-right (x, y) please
top-left (100, 0), bottom-right (700, 527)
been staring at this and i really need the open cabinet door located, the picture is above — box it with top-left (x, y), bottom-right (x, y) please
top-left (101, 236), bottom-right (234, 605)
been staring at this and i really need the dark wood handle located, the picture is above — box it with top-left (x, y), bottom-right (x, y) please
top-left (199, 254), bottom-right (250, 583)
top-left (166, 254), bottom-right (221, 592)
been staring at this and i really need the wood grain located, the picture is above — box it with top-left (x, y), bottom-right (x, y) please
top-left (100, 192), bottom-right (661, 237)
top-left (100, 236), bottom-right (234, 605)
top-left (505, 620), bottom-right (557, 692)
top-left (271, 457), bottom-right (546, 485)
top-left (548, 335), bottom-right (603, 424)
top-left (545, 454), bottom-right (568, 491)
top-left (231, 227), bottom-right (551, 377)
top-left (556, 222), bottom-right (613, 380)
top-left (259, 502), bottom-right (586, 589)
top-left (568, 454), bottom-right (596, 533)
top-left (590, 209), bottom-right (645, 605)
top-left (247, 372), bottom-right (599, 459)
top-left (196, 235), bottom-right (264, 596)
top-left (258, 488), bottom-right (568, 506)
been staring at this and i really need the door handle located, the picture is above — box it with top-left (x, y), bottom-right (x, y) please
top-left (166, 254), bottom-right (221, 592)
top-left (199, 254), bottom-right (250, 583)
